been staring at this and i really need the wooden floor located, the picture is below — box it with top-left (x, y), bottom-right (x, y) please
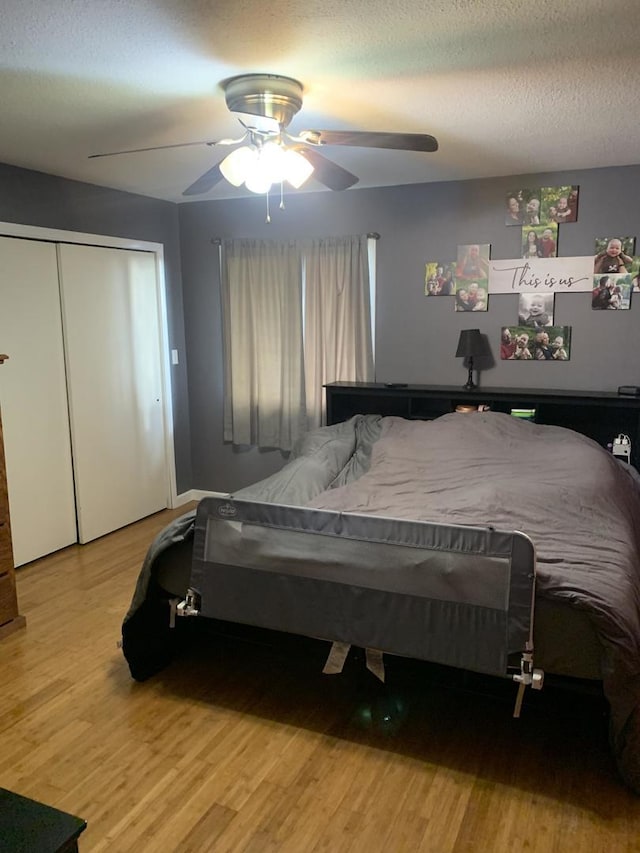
top-left (1, 507), bottom-right (639, 852)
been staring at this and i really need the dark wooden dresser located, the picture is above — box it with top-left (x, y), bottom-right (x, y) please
top-left (0, 355), bottom-right (25, 638)
top-left (325, 382), bottom-right (640, 467)
top-left (0, 787), bottom-right (86, 852)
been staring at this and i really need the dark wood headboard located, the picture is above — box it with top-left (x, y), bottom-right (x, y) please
top-left (325, 382), bottom-right (640, 467)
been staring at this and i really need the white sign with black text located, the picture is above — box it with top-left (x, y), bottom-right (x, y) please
top-left (488, 256), bottom-right (593, 294)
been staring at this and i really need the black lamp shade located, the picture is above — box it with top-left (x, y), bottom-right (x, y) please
top-left (456, 328), bottom-right (483, 358)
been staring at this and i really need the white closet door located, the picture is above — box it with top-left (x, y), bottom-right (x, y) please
top-left (58, 244), bottom-right (167, 543)
top-left (0, 236), bottom-right (77, 565)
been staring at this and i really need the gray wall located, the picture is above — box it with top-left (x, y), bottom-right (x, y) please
top-left (179, 164), bottom-right (640, 492)
top-left (0, 162), bottom-right (192, 493)
top-left (3, 159), bottom-right (636, 496)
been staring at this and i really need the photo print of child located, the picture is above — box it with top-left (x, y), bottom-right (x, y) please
top-left (500, 326), bottom-right (571, 360)
top-left (425, 261), bottom-right (456, 296)
top-left (455, 243), bottom-right (490, 285)
top-left (591, 274), bottom-right (633, 310)
top-left (548, 331), bottom-right (570, 360)
top-left (593, 237), bottom-right (636, 274)
top-left (540, 185), bottom-right (579, 224)
top-left (518, 293), bottom-right (554, 327)
top-left (453, 281), bottom-right (488, 312)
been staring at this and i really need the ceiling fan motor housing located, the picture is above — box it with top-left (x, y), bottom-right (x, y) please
top-left (223, 74), bottom-right (304, 128)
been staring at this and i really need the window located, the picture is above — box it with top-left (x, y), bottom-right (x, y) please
top-left (221, 235), bottom-right (375, 450)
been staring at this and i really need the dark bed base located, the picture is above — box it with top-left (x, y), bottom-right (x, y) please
top-left (122, 581), bottom-right (605, 720)
top-left (122, 534), bottom-right (602, 691)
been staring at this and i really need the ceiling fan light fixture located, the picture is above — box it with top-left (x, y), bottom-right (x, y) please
top-left (244, 159), bottom-right (273, 195)
top-left (218, 140), bottom-right (314, 194)
top-left (260, 141), bottom-right (287, 184)
top-left (283, 149), bottom-right (314, 188)
top-left (219, 145), bottom-right (257, 186)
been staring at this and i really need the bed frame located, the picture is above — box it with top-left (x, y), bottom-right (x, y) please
top-left (123, 401), bottom-right (640, 792)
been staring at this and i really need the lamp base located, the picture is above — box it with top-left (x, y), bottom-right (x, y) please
top-left (463, 361), bottom-right (476, 391)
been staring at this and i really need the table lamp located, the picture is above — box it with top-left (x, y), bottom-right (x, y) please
top-left (455, 329), bottom-right (483, 391)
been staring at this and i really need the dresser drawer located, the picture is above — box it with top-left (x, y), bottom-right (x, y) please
top-left (0, 570), bottom-right (19, 626)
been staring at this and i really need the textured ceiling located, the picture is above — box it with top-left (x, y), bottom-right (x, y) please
top-left (2, 0), bottom-right (640, 203)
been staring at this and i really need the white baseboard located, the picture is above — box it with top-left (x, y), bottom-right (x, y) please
top-left (173, 489), bottom-right (230, 507)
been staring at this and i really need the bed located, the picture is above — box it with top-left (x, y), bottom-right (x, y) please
top-left (122, 411), bottom-right (640, 792)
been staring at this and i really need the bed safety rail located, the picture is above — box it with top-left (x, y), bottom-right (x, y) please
top-left (176, 588), bottom-right (200, 619)
top-left (180, 497), bottom-right (543, 712)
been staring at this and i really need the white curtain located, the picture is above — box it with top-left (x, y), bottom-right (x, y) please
top-left (304, 235), bottom-right (374, 428)
top-left (222, 239), bottom-right (306, 451)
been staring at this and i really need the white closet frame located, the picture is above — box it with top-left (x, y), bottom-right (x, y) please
top-left (0, 220), bottom-right (178, 509)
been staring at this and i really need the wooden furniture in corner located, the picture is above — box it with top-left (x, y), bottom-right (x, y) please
top-left (0, 354), bottom-right (26, 638)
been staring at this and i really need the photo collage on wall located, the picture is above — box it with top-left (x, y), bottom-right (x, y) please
top-left (592, 236), bottom-right (637, 310)
top-left (500, 184), bottom-right (581, 360)
top-left (424, 244), bottom-right (491, 312)
top-left (423, 181), bottom-right (638, 362)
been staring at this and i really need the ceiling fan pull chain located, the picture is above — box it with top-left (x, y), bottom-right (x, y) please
top-left (265, 189), bottom-right (271, 224)
top-left (279, 181), bottom-right (285, 211)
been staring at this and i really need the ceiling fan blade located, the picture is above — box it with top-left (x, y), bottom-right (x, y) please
top-left (88, 140), bottom-right (218, 159)
top-left (88, 136), bottom-right (245, 159)
top-left (301, 130), bottom-right (438, 153)
top-left (297, 147), bottom-right (359, 191)
top-left (182, 163), bottom-right (225, 196)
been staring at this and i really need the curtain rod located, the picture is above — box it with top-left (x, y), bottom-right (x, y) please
top-left (211, 233), bottom-right (380, 244)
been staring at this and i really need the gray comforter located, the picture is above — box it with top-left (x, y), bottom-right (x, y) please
top-left (306, 413), bottom-right (640, 791)
top-left (125, 412), bottom-right (640, 790)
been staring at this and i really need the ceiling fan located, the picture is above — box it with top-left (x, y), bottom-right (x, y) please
top-left (89, 73), bottom-right (439, 197)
